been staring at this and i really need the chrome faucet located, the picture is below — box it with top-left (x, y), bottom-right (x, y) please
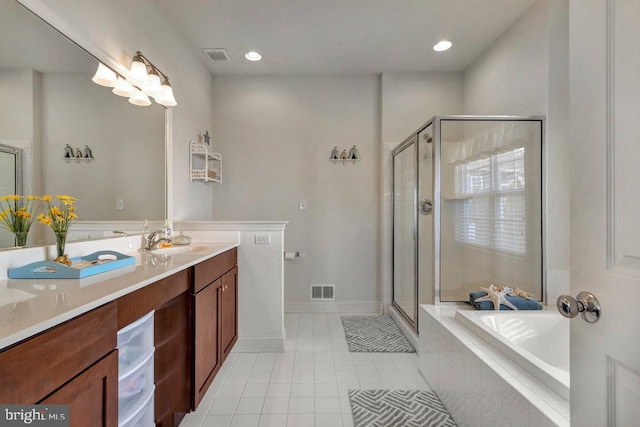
top-left (144, 231), bottom-right (172, 251)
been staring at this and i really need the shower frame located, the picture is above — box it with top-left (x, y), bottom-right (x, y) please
top-left (391, 115), bottom-right (546, 333)
top-left (0, 143), bottom-right (23, 195)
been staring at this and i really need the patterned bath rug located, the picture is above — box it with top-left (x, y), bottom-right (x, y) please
top-left (349, 389), bottom-right (457, 427)
top-left (341, 314), bottom-right (415, 353)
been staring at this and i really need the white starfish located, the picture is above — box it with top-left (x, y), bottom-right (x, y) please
top-left (474, 284), bottom-right (518, 310)
top-left (507, 287), bottom-right (534, 300)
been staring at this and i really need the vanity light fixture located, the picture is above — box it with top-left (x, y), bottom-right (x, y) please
top-left (129, 89), bottom-right (152, 106)
top-left (129, 52), bottom-right (149, 85)
top-left (433, 40), bottom-right (453, 52)
top-left (91, 63), bottom-right (118, 87)
top-left (244, 51), bottom-right (262, 61)
top-left (91, 50), bottom-right (177, 107)
top-left (112, 77), bottom-right (136, 97)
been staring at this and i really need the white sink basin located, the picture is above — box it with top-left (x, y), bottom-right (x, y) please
top-left (151, 245), bottom-right (207, 255)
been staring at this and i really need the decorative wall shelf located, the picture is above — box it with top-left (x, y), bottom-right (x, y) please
top-left (63, 144), bottom-right (94, 163)
top-left (330, 159), bottom-right (360, 165)
top-left (190, 140), bottom-right (222, 184)
top-left (329, 145), bottom-right (360, 165)
top-left (63, 157), bottom-right (94, 164)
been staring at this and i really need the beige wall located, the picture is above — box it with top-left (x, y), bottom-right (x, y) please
top-left (210, 75), bottom-right (381, 307)
top-left (463, 0), bottom-right (549, 116)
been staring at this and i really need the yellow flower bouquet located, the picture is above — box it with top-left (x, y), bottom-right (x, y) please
top-left (0, 195), bottom-right (38, 246)
top-left (37, 195), bottom-right (78, 265)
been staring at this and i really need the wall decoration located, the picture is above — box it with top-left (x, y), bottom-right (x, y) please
top-left (64, 144), bottom-right (74, 158)
top-left (348, 145), bottom-right (360, 160)
top-left (83, 145), bottom-right (94, 159)
top-left (330, 145), bottom-right (361, 164)
top-left (63, 144), bottom-right (94, 163)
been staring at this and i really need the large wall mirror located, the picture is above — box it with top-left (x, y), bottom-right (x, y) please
top-left (0, 0), bottom-right (166, 249)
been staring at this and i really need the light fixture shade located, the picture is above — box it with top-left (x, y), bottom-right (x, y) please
top-left (129, 52), bottom-right (149, 84)
top-left (91, 63), bottom-right (117, 87)
top-left (146, 68), bottom-right (163, 98)
top-left (128, 89), bottom-right (151, 106)
top-left (156, 79), bottom-right (177, 107)
top-left (112, 77), bottom-right (137, 97)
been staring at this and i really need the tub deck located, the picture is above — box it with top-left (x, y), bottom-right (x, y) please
top-left (418, 304), bottom-right (569, 427)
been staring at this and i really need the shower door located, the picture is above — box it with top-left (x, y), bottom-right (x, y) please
top-left (0, 144), bottom-right (23, 247)
top-left (392, 137), bottom-right (417, 328)
top-left (417, 125), bottom-right (435, 309)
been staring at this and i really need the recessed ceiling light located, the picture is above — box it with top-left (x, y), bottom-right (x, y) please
top-left (244, 51), bottom-right (262, 61)
top-left (433, 40), bottom-right (453, 52)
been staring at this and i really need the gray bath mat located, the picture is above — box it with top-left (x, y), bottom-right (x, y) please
top-left (349, 389), bottom-right (457, 427)
top-left (341, 314), bottom-right (415, 353)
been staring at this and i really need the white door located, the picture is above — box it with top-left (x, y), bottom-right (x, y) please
top-left (570, 0), bottom-right (640, 425)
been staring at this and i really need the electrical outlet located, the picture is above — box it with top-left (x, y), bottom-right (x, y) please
top-left (116, 199), bottom-right (124, 210)
top-left (255, 234), bottom-right (271, 244)
top-left (299, 198), bottom-right (307, 211)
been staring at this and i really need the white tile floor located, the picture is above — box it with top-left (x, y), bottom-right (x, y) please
top-left (180, 313), bottom-right (429, 427)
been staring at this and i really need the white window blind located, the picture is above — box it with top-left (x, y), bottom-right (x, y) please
top-left (454, 148), bottom-right (526, 254)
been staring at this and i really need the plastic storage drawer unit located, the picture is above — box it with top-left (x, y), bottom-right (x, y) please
top-left (119, 385), bottom-right (155, 427)
top-left (117, 310), bottom-right (154, 373)
top-left (118, 349), bottom-right (154, 421)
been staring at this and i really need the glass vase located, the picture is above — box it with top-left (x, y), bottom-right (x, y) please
top-left (55, 231), bottom-right (67, 258)
top-left (14, 231), bottom-right (28, 247)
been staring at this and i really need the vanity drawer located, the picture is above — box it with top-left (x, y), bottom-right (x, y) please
top-left (0, 302), bottom-right (117, 404)
top-left (193, 247), bottom-right (237, 293)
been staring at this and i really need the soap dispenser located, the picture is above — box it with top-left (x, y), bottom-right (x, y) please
top-left (163, 219), bottom-right (172, 239)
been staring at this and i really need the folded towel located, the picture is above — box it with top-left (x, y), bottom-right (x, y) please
top-left (469, 291), bottom-right (542, 310)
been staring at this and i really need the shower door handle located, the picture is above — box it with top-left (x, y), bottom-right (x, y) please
top-left (418, 199), bottom-right (433, 215)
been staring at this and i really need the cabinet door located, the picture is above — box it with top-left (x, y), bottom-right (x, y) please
top-left (193, 278), bottom-right (221, 408)
top-left (155, 292), bottom-right (191, 427)
top-left (220, 266), bottom-right (238, 360)
top-left (40, 350), bottom-right (118, 427)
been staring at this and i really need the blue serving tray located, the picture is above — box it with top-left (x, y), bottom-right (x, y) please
top-left (8, 250), bottom-right (136, 279)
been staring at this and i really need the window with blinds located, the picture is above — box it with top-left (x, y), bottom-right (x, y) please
top-left (454, 147), bottom-right (527, 254)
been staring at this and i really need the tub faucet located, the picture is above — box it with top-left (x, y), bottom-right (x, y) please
top-left (144, 231), bottom-right (172, 251)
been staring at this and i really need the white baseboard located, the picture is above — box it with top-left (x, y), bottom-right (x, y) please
top-left (233, 336), bottom-right (285, 352)
top-left (285, 301), bottom-right (383, 313)
top-left (388, 305), bottom-right (420, 354)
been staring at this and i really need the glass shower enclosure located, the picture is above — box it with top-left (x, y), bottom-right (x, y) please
top-left (392, 116), bottom-right (544, 332)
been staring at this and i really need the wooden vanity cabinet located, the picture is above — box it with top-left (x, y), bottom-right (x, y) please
top-left (0, 246), bottom-right (238, 426)
top-left (192, 248), bottom-right (238, 408)
top-left (0, 302), bottom-right (118, 426)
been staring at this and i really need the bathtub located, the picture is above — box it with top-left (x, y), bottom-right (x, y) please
top-left (419, 305), bottom-right (570, 426)
top-left (455, 309), bottom-right (570, 400)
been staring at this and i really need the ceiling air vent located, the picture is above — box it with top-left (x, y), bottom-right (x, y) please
top-left (203, 48), bottom-right (231, 62)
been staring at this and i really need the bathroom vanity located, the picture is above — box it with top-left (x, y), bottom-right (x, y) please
top-left (0, 243), bottom-right (238, 427)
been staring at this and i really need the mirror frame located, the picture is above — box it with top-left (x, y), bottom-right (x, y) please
top-left (14, 0), bottom-right (172, 224)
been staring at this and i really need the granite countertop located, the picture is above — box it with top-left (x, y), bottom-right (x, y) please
top-left (0, 242), bottom-right (238, 350)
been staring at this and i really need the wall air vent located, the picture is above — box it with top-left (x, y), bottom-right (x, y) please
top-left (203, 48), bottom-right (231, 62)
top-left (310, 284), bottom-right (335, 301)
